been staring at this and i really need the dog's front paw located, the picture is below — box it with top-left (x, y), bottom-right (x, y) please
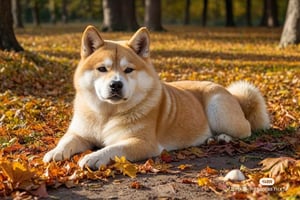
top-left (78, 151), bottom-right (111, 170)
top-left (43, 147), bottom-right (72, 163)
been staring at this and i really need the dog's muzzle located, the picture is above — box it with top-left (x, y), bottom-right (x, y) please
top-left (108, 80), bottom-right (124, 101)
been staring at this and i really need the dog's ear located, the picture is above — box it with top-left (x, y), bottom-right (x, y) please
top-left (81, 26), bottom-right (104, 59)
top-left (128, 27), bottom-right (150, 58)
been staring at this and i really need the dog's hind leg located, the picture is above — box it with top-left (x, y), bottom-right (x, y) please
top-left (206, 93), bottom-right (251, 139)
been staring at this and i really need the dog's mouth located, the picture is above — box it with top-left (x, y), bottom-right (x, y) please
top-left (107, 93), bottom-right (127, 102)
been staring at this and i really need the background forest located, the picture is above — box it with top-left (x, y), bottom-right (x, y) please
top-left (13, 0), bottom-right (288, 28)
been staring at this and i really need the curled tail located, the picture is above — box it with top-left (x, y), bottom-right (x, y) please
top-left (227, 81), bottom-right (270, 131)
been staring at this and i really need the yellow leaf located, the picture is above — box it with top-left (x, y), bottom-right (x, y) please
top-left (197, 177), bottom-right (210, 186)
top-left (280, 185), bottom-right (300, 198)
top-left (113, 156), bottom-right (137, 178)
top-left (177, 164), bottom-right (192, 170)
top-left (189, 147), bottom-right (204, 157)
top-left (0, 160), bottom-right (36, 190)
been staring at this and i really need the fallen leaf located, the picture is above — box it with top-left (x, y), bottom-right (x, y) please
top-left (30, 183), bottom-right (48, 198)
top-left (0, 160), bottom-right (37, 190)
top-left (160, 150), bottom-right (173, 163)
top-left (113, 156), bottom-right (137, 178)
top-left (177, 164), bottom-right (192, 170)
top-left (197, 177), bottom-right (210, 186)
top-left (260, 157), bottom-right (297, 179)
top-left (130, 181), bottom-right (143, 189)
top-left (279, 185), bottom-right (300, 198)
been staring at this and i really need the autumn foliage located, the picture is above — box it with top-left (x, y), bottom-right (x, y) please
top-left (0, 25), bottom-right (299, 199)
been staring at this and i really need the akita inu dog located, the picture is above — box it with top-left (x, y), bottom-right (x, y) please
top-left (43, 26), bottom-right (270, 169)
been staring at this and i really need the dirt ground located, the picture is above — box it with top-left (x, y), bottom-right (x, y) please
top-left (45, 151), bottom-right (289, 200)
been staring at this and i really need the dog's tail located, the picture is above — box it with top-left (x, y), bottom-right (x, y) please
top-left (227, 81), bottom-right (270, 131)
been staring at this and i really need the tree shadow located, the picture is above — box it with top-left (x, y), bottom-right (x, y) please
top-left (0, 50), bottom-right (75, 99)
top-left (153, 49), bottom-right (300, 65)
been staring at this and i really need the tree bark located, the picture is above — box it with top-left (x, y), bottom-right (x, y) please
top-left (121, 0), bottom-right (139, 31)
top-left (260, 0), bottom-right (279, 27)
top-left (144, 0), bottom-right (164, 31)
top-left (102, 0), bottom-right (123, 31)
top-left (279, 0), bottom-right (300, 47)
top-left (102, 0), bottom-right (139, 31)
top-left (246, 0), bottom-right (252, 26)
top-left (11, 0), bottom-right (24, 28)
top-left (0, 0), bottom-right (23, 51)
top-left (184, 0), bottom-right (190, 25)
top-left (225, 0), bottom-right (235, 26)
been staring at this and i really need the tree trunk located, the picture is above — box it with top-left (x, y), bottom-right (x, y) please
top-left (11, 0), bottom-right (24, 28)
top-left (260, 0), bottom-right (279, 27)
top-left (32, 0), bottom-right (40, 26)
top-left (246, 0), bottom-right (252, 26)
top-left (0, 0), bottom-right (24, 51)
top-left (202, 0), bottom-right (208, 26)
top-left (144, 0), bottom-right (164, 31)
top-left (102, 0), bottom-right (124, 31)
top-left (279, 0), bottom-right (300, 47)
top-left (121, 0), bottom-right (139, 31)
top-left (61, 0), bottom-right (68, 24)
top-left (184, 0), bottom-right (190, 25)
top-left (225, 0), bottom-right (235, 26)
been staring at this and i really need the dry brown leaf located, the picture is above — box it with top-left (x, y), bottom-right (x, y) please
top-left (260, 157), bottom-right (297, 179)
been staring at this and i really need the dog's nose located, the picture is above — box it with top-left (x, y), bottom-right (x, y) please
top-left (110, 81), bottom-right (123, 92)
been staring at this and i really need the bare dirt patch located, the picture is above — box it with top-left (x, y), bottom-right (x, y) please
top-left (46, 150), bottom-right (292, 200)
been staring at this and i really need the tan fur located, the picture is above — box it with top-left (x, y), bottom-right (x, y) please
top-left (43, 26), bottom-right (270, 169)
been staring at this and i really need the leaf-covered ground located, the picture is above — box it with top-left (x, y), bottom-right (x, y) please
top-left (0, 24), bottom-right (299, 199)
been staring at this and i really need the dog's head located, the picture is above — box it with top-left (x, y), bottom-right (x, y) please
top-left (74, 26), bottom-right (159, 109)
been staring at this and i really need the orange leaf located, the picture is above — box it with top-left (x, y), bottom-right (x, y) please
top-left (130, 181), bottom-right (143, 189)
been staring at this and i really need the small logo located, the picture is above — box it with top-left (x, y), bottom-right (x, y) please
top-left (259, 178), bottom-right (275, 186)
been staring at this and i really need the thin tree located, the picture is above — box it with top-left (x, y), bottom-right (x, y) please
top-left (202, 0), bottom-right (208, 26)
top-left (31, 0), bottom-right (40, 26)
top-left (260, 0), bottom-right (279, 27)
top-left (184, 0), bottom-right (191, 25)
top-left (246, 0), bottom-right (252, 26)
top-left (61, 0), bottom-right (68, 24)
top-left (225, 0), bottom-right (235, 26)
top-left (0, 0), bottom-right (23, 51)
top-left (279, 0), bottom-right (300, 47)
top-left (11, 0), bottom-right (24, 28)
top-left (144, 0), bottom-right (164, 31)
top-left (49, 0), bottom-right (57, 24)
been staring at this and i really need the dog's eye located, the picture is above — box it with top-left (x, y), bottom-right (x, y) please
top-left (124, 67), bottom-right (134, 74)
top-left (97, 66), bottom-right (107, 72)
